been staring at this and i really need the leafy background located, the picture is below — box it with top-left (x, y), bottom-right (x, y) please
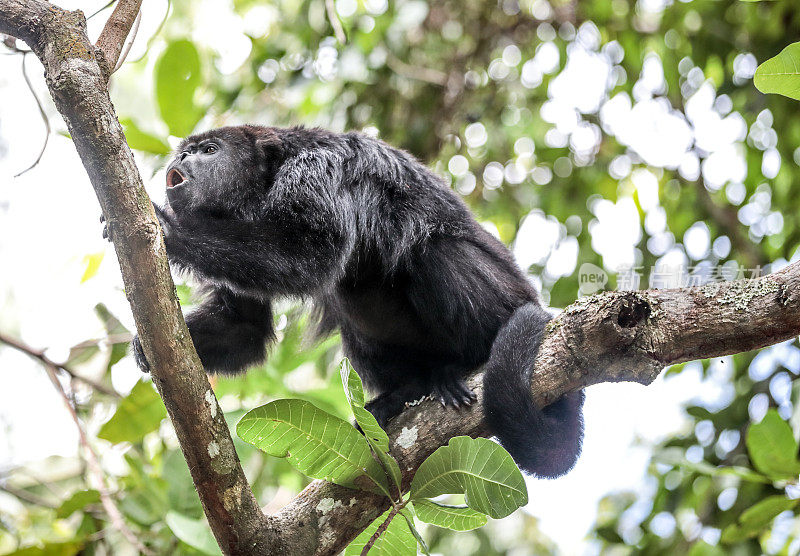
top-left (2, 0), bottom-right (800, 554)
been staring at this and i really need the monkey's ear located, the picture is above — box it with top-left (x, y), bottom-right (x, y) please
top-left (255, 129), bottom-right (283, 158)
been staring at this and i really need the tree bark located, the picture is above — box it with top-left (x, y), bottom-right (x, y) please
top-left (3, 1), bottom-right (800, 555)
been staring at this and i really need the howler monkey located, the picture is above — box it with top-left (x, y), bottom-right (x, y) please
top-left (110, 125), bottom-right (585, 478)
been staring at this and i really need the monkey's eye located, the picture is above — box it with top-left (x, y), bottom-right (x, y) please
top-left (204, 144), bottom-right (218, 154)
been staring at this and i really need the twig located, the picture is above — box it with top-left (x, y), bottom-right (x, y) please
top-left (41, 361), bottom-right (153, 555)
top-left (128, 0), bottom-right (171, 64)
top-left (0, 482), bottom-right (57, 508)
top-left (112, 7), bottom-right (140, 73)
top-left (325, 0), bottom-right (347, 44)
top-left (0, 332), bottom-right (120, 397)
top-left (95, 0), bottom-right (143, 76)
top-left (14, 52), bottom-right (50, 178)
top-left (87, 0), bottom-right (117, 21)
top-left (69, 332), bottom-right (134, 351)
top-left (360, 503), bottom-right (403, 556)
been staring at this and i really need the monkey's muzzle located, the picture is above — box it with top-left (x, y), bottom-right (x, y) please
top-left (167, 168), bottom-right (186, 187)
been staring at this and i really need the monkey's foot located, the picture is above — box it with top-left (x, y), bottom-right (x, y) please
top-left (432, 373), bottom-right (477, 409)
top-left (365, 394), bottom-right (402, 429)
top-left (131, 335), bottom-right (151, 373)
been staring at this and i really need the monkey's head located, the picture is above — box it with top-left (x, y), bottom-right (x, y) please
top-left (164, 125), bottom-right (283, 214)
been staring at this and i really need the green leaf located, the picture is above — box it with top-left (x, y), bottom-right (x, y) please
top-left (155, 40), bottom-right (204, 136)
top-left (413, 499), bottom-right (488, 531)
top-left (56, 490), bottom-right (100, 519)
top-left (236, 399), bottom-right (388, 493)
top-left (399, 507), bottom-right (430, 555)
top-left (687, 541), bottom-right (728, 556)
top-left (120, 118), bottom-right (171, 155)
top-left (80, 252), bottom-right (104, 283)
top-left (165, 511), bottom-right (222, 555)
top-left (163, 449), bottom-right (203, 515)
top-left (340, 359), bottom-right (402, 492)
top-left (746, 409), bottom-right (800, 479)
top-left (97, 379), bottom-right (166, 444)
top-left (721, 495), bottom-right (798, 543)
top-left (410, 436), bottom-right (527, 519)
top-left (740, 494), bottom-right (798, 529)
top-left (754, 42), bottom-right (800, 100)
top-left (343, 509), bottom-right (417, 556)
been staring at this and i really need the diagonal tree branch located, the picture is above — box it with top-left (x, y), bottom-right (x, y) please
top-left (0, 1), bottom-right (274, 553)
top-left (0, 331), bottom-right (120, 397)
top-left (3, 1), bottom-right (800, 555)
top-left (40, 358), bottom-right (153, 555)
top-left (94, 0), bottom-right (142, 77)
top-left (269, 263), bottom-right (800, 555)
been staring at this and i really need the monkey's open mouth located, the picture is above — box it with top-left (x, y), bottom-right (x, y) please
top-left (167, 168), bottom-right (186, 187)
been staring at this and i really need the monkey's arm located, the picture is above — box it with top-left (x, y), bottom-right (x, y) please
top-left (155, 203), bottom-right (350, 296)
top-left (132, 287), bottom-right (275, 375)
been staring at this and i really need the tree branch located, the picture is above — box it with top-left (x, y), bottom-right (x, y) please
top-left (270, 264), bottom-right (800, 555)
top-left (3, 1), bottom-right (800, 555)
top-left (0, 331), bottom-right (120, 397)
top-left (41, 359), bottom-right (152, 555)
top-left (95, 0), bottom-right (141, 77)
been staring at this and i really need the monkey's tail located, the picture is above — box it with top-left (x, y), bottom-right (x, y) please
top-left (482, 302), bottom-right (585, 478)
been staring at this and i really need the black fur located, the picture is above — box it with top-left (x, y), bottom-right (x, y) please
top-left (116, 125), bottom-right (584, 478)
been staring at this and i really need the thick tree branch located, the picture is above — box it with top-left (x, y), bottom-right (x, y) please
top-left (4, 1), bottom-right (800, 555)
top-left (274, 264), bottom-right (800, 555)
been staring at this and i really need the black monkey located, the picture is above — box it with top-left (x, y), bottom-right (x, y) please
top-left (110, 125), bottom-right (585, 478)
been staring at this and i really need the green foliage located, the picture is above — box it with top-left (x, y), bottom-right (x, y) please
top-left (340, 358), bottom-right (402, 491)
top-left (236, 362), bottom-right (527, 552)
top-left (97, 379), bottom-right (166, 444)
top-left (154, 40), bottom-right (204, 137)
top-left (165, 512), bottom-right (222, 555)
top-left (755, 42), bottom-right (800, 100)
top-left (721, 495), bottom-right (799, 543)
top-left (745, 409), bottom-right (800, 479)
top-left (343, 509), bottom-right (417, 556)
top-left (236, 398), bottom-right (388, 493)
top-left (410, 437), bottom-right (528, 519)
top-left (55, 490), bottom-right (100, 519)
top-left (121, 118), bottom-right (171, 155)
top-left (413, 499), bottom-right (488, 531)
top-left (3, 541), bottom-right (84, 555)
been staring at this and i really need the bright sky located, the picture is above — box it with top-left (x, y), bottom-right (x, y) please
top-left (0, 3), bottom-right (788, 554)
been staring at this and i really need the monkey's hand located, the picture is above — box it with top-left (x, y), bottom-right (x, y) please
top-left (100, 204), bottom-right (175, 243)
top-left (153, 204), bottom-right (175, 238)
top-left (131, 335), bottom-right (151, 373)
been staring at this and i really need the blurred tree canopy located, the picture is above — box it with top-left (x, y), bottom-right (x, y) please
top-left (3, 0), bottom-right (800, 554)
